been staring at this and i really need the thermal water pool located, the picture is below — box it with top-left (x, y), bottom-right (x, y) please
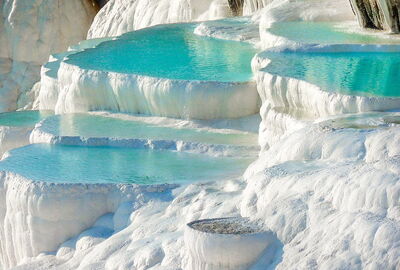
top-left (268, 21), bottom-right (400, 45)
top-left (64, 23), bottom-right (257, 82)
top-left (36, 114), bottom-right (258, 146)
top-left (0, 110), bottom-right (53, 127)
top-left (0, 144), bottom-right (253, 184)
top-left (261, 51), bottom-right (400, 97)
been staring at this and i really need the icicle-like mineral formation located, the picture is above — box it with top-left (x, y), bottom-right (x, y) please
top-left (350, 0), bottom-right (400, 32)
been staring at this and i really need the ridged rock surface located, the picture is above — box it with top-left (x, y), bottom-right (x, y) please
top-left (0, 0), bottom-right (97, 112)
top-left (350, 0), bottom-right (400, 32)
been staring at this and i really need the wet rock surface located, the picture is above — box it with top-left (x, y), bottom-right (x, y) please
top-left (350, 0), bottom-right (400, 32)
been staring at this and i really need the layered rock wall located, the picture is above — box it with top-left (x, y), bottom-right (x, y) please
top-left (350, 0), bottom-right (400, 32)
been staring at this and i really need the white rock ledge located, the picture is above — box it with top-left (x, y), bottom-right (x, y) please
top-left (0, 171), bottom-right (175, 269)
top-left (29, 126), bottom-right (259, 158)
top-left (38, 62), bottom-right (259, 120)
top-left (252, 46), bottom-right (400, 121)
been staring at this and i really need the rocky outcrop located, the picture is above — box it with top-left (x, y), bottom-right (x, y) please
top-left (0, 0), bottom-right (97, 112)
top-left (350, 0), bottom-right (400, 32)
top-left (228, 0), bottom-right (244, 16)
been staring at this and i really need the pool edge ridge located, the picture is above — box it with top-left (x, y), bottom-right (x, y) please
top-left (39, 61), bottom-right (259, 120)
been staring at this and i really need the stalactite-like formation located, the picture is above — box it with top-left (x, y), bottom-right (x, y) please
top-left (350, 0), bottom-right (400, 33)
top-left (228, 0), bottom-right (244, 16)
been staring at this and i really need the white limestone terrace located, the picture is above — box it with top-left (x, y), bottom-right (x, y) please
top-left (36, 22), bottom-right (260, 120)
top-left (87, 0), bottom-right (234, 39)
top-left (194, 16), bottom-right (260, 44)
top-left (30, 112), bottom-right (260, 158)
top-left (1, 1), bottom-right (400, 270)
top-left (0, 110), bottom-right (53, 156)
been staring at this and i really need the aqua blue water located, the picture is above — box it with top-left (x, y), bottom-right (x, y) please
top-left (261, 51), bottom-right (400, 97)
top-left (0, 110), bottom-right (53, 127)
top-left (65, 23), bottom-right (257, 82)
top-left (42, 114), bottom-right (257, 146)
top-left (269, 21), bottom-right (400, 44)
top-left (0, 144), bottom-right (252, 184)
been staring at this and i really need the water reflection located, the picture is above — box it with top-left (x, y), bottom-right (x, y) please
top-left (66, 24), bottom-right (257, 82)
top-left (262, 51), bottom-right (400, 97)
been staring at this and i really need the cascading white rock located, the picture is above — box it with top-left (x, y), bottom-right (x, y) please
top-left (38, 62), bottom-right (259, 120)
top-left (0, 0), bottom-right (97, 112)
top-left (0, 171), bottom-right (174, 269)
top-left (256, 0), bottom-right (355, 49)
top-left (87, 0), bottom-right (232, 38)
top-left (243, 0), bottom-right (272, 15)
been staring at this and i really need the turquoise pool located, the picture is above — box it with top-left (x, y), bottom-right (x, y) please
top-left (0, 144), bottom-right (252, 184)
top-left (261, 51), bottom-right (400, 97)
top-left (0, 110), bottom-right (53, 127)
top-left (65, 23), bottom-right (257, 82)
top-left (40, 114), bottom-right (257, 146)
top-left (269, 21), bottom-right (400, 44)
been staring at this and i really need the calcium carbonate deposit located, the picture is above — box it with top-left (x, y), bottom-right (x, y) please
top-left (0, 0), bottom-right (399, 269)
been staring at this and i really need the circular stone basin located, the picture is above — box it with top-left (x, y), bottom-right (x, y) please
top-left (0, 110), bottom-right (53, 127)
top-left (261, 51), bottom-right (400, 97)
top-left (65, 23), bottom-right (257, 82)
top-left (185, 217), bottom-right (273, 269)
top-left (0, 144), bottom-right (253, 184)
top-left (269, 21), bottom-right (400, 45)
top-left (37, 113), bottom-right (258, 146)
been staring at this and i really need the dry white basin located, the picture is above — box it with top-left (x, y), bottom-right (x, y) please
top-left (184, 217), bottom-right (274, 270)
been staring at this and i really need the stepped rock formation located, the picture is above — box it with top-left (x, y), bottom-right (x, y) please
top-left (350, 0), bottom-right (400, 32)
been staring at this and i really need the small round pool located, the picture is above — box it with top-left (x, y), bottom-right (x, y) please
top-left (38, 114), bottom-right (257, 146)
top-left (268, 21), bottom-right (400, 45)
top-left (0, 110), bottom-right (53, 127)
top-left (64, 23), bottom-right (257, 82)
top-left (0, 144), bottom-right (253, 184)
top-left (261, 51), bottom-right (400, 97)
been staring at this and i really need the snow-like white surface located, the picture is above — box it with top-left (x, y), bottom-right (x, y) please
top-left (0, 0), bottom-right (97, 112)
top-left (87, 0), bottom-right (232, 39)
top-left (194, 17), bottom-right (260, 44)
top-left (38, 61), bottom-right (259, 120)
top-left (185, 218), bottom-right (277, 269)
top-left (0, 172), bottom-right (175, 269)
top-left (1, 0), bottom-right (400, 269)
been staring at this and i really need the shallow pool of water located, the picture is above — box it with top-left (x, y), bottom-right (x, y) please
top-left (269, 21), bottom-right (400, 45)
top-left (0, 110), bottom-right (53, 127)
top-left (262, 51), bottom-right (400, 97)
top-left (65, 23), bottom-right (257, 82)
top-left (40, 114), bottom-right (257, 146)
top-left (0, 144), bottom-right (252, 184)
